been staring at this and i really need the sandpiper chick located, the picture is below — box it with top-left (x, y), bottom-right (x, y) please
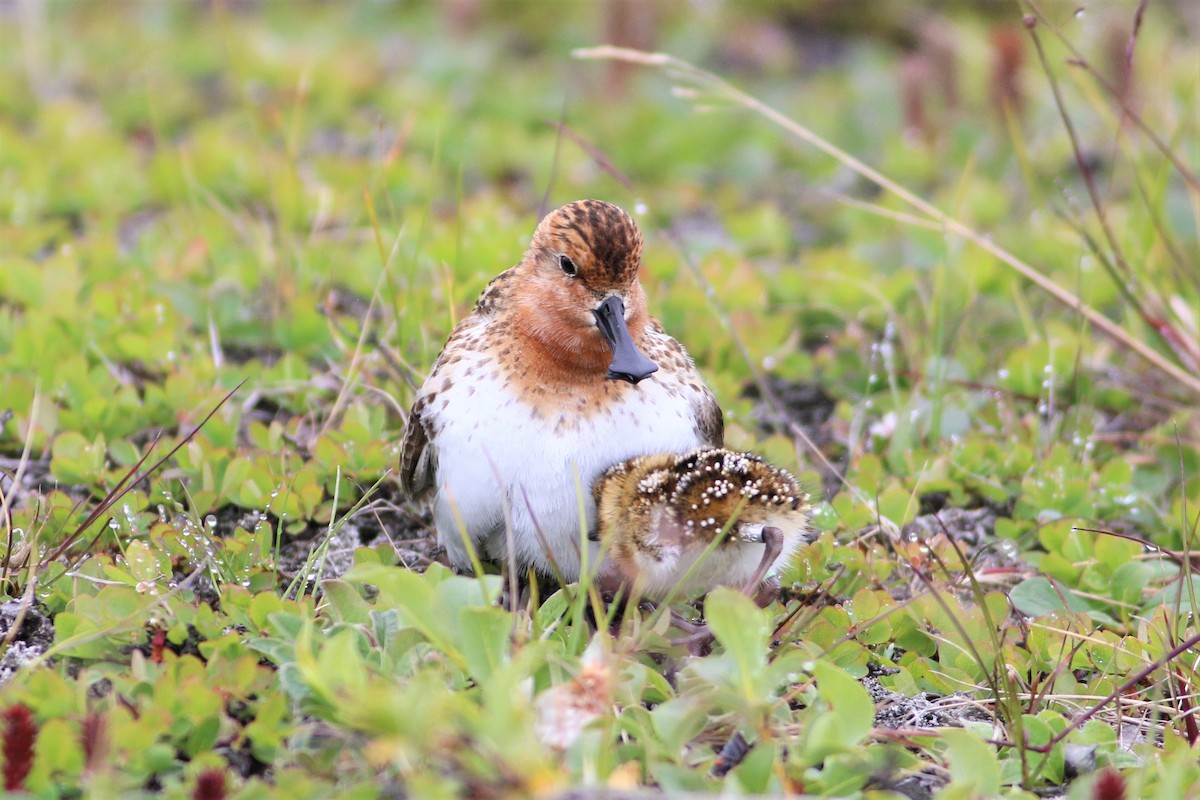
top-left (400, 200), bottom-right (723, 581)
top-left (592, 447), bottom-right (813, 605)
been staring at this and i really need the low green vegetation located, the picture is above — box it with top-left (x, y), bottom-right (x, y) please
top-left (2, 2), bottom-right (1199, 798)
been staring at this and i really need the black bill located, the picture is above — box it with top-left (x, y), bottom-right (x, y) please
top-left (592, 295), bottom-right (658, 385)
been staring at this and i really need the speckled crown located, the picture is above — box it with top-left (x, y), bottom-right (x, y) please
top-left (597, 447), bottom-right (808, 535)
top-left (532, 200), bottom-right (644, 284)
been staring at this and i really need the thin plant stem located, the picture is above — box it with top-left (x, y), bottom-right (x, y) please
top-left (573, 46), bottom-right (1200, 399)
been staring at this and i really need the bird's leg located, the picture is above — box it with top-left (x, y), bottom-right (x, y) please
top-left (752, 576), bottom-right (782, 608)
top-left (743, 526), bottom-right (784, 605)
top-left (665, 528), bottom-right (788, 655)
top-left (665, 607), bottom-right (715, 654)
top-left (670, 626), bottom-right (716, 656)
top-left (669, 609), bottom-right (708, 635)
top-left (605, 593), bottom-right (681, 639)
top-left (667, 527), bottom-right (789, 654)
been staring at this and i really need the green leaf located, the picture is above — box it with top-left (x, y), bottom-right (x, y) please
top-left (939, 728), bottom-right (1000, 796)
top-left (343, 563), bottom-right (468, 669)
top-left (185, 715), bottom-right (221, 756)
top-left (246, 636), bottom-right (294, 666)
top-left (1009, 577), bottom-right (1096, 616)
top-left (1093, 533), bottom-right (1141, 574)
top-left (125, 540), bottom-right (161, 584)
top-left (32, 718), bottom-right (84, 779)
top-left (1110, 562), bottom-right (1155, 609)
top-left (249, 592), bottom-right (286, 630)
top-left (650, 698), bottom-right (709, 754)
top-left (315, 627), bottom-right (368, 696)
top-left (807, 752), bottom-right (871, 796)
top-left (1144, 574), bottom-right (1200, 617)
top-left (803, 660), bottom-right (873, 763)
top-left (322, 580), bottom-right (372, 625)
top-left (732, 736), bottom-right (774, 793)
top-left (704, 588), bottom-right (768, 697)
top-left (456, 606), bottom-right (511, 682)
top-left (534, 588), bottom-right (570, 636)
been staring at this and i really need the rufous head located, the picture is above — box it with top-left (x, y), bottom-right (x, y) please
top-left (513, 200), bottom-right (657, 384)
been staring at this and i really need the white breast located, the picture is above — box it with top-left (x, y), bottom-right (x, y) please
top-left (426, 356), bottom-right (708, 580)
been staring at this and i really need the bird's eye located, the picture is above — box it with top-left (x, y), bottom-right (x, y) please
top-left (559, 254), bottom-right (578, 277)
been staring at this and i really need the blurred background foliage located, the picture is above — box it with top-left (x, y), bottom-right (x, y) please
top-left (2, 1), bottom-right (1200, 797)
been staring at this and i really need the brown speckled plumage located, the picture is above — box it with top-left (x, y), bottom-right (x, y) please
top-left (399, 200), bottom-right (723, 579)
top-left (593, 447), bottom-right (813, 600)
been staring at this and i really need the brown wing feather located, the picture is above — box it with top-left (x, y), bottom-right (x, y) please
top-left (695, 389), bottom-right (724, 447)
top-left (643, 319), bottom-right (724, 447)
top-left (399, 269), bottom-right (516, 503)
top-left (473, 267), bottom-right (516, 315)
top-left (399, 396), bottom-right (435, 502)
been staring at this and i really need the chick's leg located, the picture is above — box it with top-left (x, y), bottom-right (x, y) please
top-left (668, 527), bottom-right (787, 655)
top-left (743, 526), bottom-right (784, 606)
top-left (752, 576), bottom-right (781, 608)
top-left (670, 626), bottom-right (716, 656)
